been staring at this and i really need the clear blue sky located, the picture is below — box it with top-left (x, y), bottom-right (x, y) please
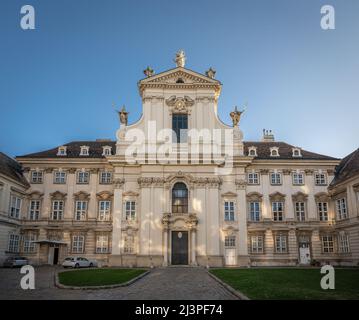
top-left (0, 0), bottom-right (358, 158)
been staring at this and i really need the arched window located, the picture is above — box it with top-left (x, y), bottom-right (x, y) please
top-left (172, 182), bottom-right (188, 213)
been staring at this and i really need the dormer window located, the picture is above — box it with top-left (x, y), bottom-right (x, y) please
top-left (270, 147), bottom-right (280, 157)
top-left (248, 146), bottom-right (257, 157)
top-left (57, 146), bottom-right (67, 156)
top-left (292, 148), bottom-right (302, 157)
top-left (80, 146), bottom-right (89, 156)
top-left (102, 146), bottom-right (112, 156)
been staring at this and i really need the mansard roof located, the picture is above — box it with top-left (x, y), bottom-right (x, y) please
top-left (0, 152), bottom-right (29, 187)
top-left (243, 141), bottom-right (338, 161)
top-left (17, 140), bottom-right (337, 161)
top-left (17, 141), bottom-right (116, 159)
top-left (330, 148), bottom-right (359, 187)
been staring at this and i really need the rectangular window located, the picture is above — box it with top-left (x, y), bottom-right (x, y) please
top-left (9, 195), bottom-right (21, 219)
top-left (315, 173), bottom-right (327, 185)
top-left (29, 200), bottom-right (40, 220)
top-left (98, 200), bottom-right (111, 221)
top-left (275, 234), bottom-right (287, 253)
top-left (270, 173), bottom-right (282, 185)
top-left (295, 202), bottom-right (305, 221)
top-left (336, 198), bottom-right (348, 220)
top-left (7, 234), bottom-right (20, 253)
top-left (338, 234), bottom-right (350, 253)
top-left (249, 202), bottom-right (260, 221)
top-left (125, 201), bottom-right (136, 221)
top-left (172, 114), bottom-right (188, 143)
top-left (224, 201), bottom-right (235, 221)
top-left (54, 171), bottom-right (66, 184)
top-left (75, 201), bottom-right (87, 221)
top-left (272, 201), bottom-right (284, 221)
top-left (292, 173), bottom-right (304, 185)
top-left (52, 200), bottom-right (64, 220)
top-left (77, 171), bottom-right (89, 184)
top-left (224, 236), bottom-right (236, 247)
top-left (31, 171), bottom-right (43, 183)
top-left (322, 235), bottom-right (334, 253)
top-left (23, 232), bottom-right (37, 253)
top-left (317, 202), bottom-right (328, 221)
top-left (124, 235), bottom-right (134, 254)
top-left (251, 235), bottom-right (264, 253)
top-left (99, 171), bottom-right (112, 184)
top-left (247, 173), bottom-right (259, 185)
top-left (72, 235), bottom-right (84, 253)
top-left (96, 235), bottom-right (109, 253)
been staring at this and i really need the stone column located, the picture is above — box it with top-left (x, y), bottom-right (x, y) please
top-left (260, 169), bottom-right (271, 220)
top-left (163, 225), bottom-right (169, 266)
top-left (110, 177), bottom-right (124, 266)
top-left (305, 170), bottom-right (317, 220)
top-left (191, 228), bottom-right (197, 265)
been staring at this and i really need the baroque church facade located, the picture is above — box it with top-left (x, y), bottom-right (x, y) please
top-left (2, 51), bottom-right (358, 267)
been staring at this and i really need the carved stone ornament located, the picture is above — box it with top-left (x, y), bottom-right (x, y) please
top-left (235, 179), bottom-right (247, 190)
top-left (205, 67), bottom-right (216, 79)
top-left (118, 105), bottom-right (128, 126)
top-left (114, 178), bottom-right (125, 188)
top-left (230, 106), bottom-right (244, 127)
top-left (166, 95), bottom-right (194, 114)
top-left (143, 66), bottom-right (154, 77)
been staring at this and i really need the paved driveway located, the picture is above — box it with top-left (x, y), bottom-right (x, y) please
top-left (0, 266), bottom-right (238, 300)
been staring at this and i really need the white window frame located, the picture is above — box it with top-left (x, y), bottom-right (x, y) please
top-left (224, 236), bottom-right (236, 248)
top-left (31, 170), bottom-right (43, 183)
top-left (124, 235), bottom-right (134, 254)
top-left (272, 201), bottom-right (284, 221)
top-left (98, 200), bottom-right (111, 221)
top-left (23, 232), bottom-right (37, 253)
top-left (315, 173), bottom-right (327, 186)
top-left (248, 147), bottom-right (257, 157)
top-left (99, 171), bottom-right (112, 184)
top-left (74, 200), bottom-right (87, 221)
top-left (322, 235), bottom-right (334, 253)
top-left (224, 201), bottom-right (235, 221)
top-left (125, 201), bottom-right (136, 221)
top-left (247, 172), bottom-right (259, 185)
top-left (77, 171), bottom-right (89, 184)
top-left (338, 233), bottom-right (350, 253)
top-left (51, 200), bottom-right (64, 220)
top-left (96, 235), bottom-right (109, 253)
top-left (29, 199), bottom-right (41, 220)
top-left (72, 235), bottom-right (85, 253)
top-left (270, 172), bottom-right (282, 185)
top-left (251, 235), bottom-right (264, 253)
top-left (270, 147), bottom-right (280, 157)
top-left (292, 148), bottom-right (302, 157)
top-left (275, 234), bottom-right (287, 253)
top-left (336, 198), bottom-right (348, 220)
top-left (8, 234), bottom-right (20, 253)
top-left (102, 146), bottom-right (112, 156)
top-left (317, 202), bottom-right (328, 221)
top-left (292, 172), bottom-right (304, 185)
top-left (249, 201), bottom-right (261, 221)
top-left (54, 171), bottom-right (66, 184)
top-left (9, 195), bottom-right (22, 219)
top-left (57, 146), bottom-right (67, 156)
top-left (295, 202), bottom-right (306, 221)
top-left (80, 146), bottom-right (89, 156)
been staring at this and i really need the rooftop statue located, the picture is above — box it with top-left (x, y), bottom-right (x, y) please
top-left (174, 50), bottom-right (186, 67)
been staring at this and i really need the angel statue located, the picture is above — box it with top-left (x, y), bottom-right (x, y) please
top-left (174, 50), bottom-right (186, 67)
top-left (117, 105), bottom-right (129, 126)
top-left (230, 106), bottom-right (245, 127)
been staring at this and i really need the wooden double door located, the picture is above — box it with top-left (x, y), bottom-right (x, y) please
top-left (171, 231), bottom-right (188, 265)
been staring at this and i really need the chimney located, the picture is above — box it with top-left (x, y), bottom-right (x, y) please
top-left (262, 129), bottom-right (275, 142)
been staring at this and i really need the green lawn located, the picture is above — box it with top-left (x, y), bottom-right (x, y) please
top-left (210, 268), bottom-right (359, 300)
top-left (58, 268), bottom-right (147, 287)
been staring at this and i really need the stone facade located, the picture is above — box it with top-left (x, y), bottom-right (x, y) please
top-left (2, 52), bottom-right (358, 267)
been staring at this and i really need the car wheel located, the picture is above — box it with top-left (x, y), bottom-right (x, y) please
top-left (89, 263), bottom-right (93, 267)
top-left (75, 263), bottom-right (79, 268)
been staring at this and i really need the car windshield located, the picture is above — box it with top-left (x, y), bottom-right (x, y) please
top-left (64, 257), bottom-right (74, 261)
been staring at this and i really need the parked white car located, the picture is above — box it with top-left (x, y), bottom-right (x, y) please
top-left (3, 256), bottom-right (29, 268)
top-left (62, 257), bottom-right (97, 268)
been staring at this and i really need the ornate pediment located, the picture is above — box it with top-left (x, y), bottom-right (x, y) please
top-left (138, 67), bottom-right (221, 97)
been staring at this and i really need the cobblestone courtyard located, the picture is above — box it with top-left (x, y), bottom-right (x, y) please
top-left (0, 266), bottom-right (238, 300)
